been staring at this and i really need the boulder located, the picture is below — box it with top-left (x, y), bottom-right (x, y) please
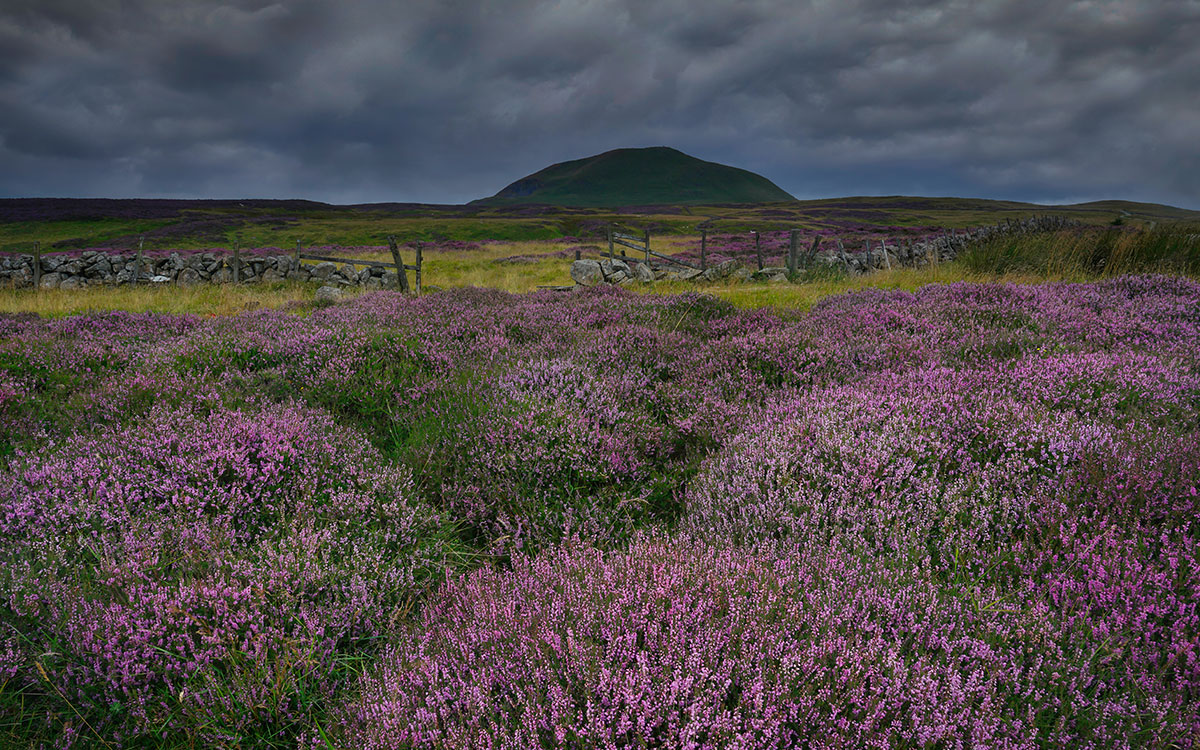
top-left (701, 259), bottom-right (741, 281)
top-left (315, 285), bottom-right (344, 304)
top-left (39, 273), bottom-right (62, 289)
top-left (177, 268), bottom-right (201, 285)
top-left (665, 267), bottom-right (703, 281)
top-left (310, 262), bottom-right (337, 281)
top-left (59, 276), bottom-right (83, 290)
top-left (633, 262), bottom-right (655, 282)
top-left (571, 260), bottom-right (605, 286)
top-left (601, 258), bottom-right (631, 278)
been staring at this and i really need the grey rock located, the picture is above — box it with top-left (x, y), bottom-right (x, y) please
top-left (600, 258), bottom-right (631, 279)
top-left (149, 274), bottom-right (172, 283)
top-left (39, 273), bottom-right (61, 289)
top-left (315, 285), bottom-right (344, 304)
top-left (357, 267), bottom-right (372, 283)
top-left (59, 276), bottom-right (83, 290)
top-left (633, 262), bottom-right (655, 282)
top-left (285, 269), bottom-right (311, 282)
top-left (310, 261), bottom-right (337, 281)
top-left (42, 256), bottom-right (63, 271)
top-left (381, 271), bottom-right (399, 289)
top-left (262, 269), bottom-right (285, 283)
top-left (665, 268), bottom-right (704, 281)
top-left (364, 277), bottom-right (383, 290)
top-left (571, 260), bottom-right (605, 286)
top-left (339, 264), bottom-right (357, 280)
top-left (211, 267), bottom-right (233, 284)
top-left (177, 268), bottom-right (201, 285)
top-left (81, 250), bottom-right (97, 260)
top-left (701, 259), bottom-right (741, 281)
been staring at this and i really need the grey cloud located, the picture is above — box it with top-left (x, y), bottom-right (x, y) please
top-left (0, 0), bottom-right (1197, 207)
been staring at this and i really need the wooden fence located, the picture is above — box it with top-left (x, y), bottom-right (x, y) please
top-left (294, 236), bottom-right (423, 293)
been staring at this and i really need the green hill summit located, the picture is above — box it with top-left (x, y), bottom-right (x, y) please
top-left (475, 146), bottom-right (794, 207)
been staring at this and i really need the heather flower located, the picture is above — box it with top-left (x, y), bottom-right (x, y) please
top-left (1, 402), bottom-right (460, 744)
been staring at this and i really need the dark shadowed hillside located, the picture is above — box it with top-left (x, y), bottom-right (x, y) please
top-left (475, 147), bottom-right (795, 207)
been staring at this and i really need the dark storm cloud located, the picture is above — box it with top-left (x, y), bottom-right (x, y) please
top-left (1, 0), bottom-right (1197, 207)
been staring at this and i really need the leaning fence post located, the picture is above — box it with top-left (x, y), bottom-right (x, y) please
top-left (837, 239), bottom-right (850, 271)
top-left (753, 231), bottom-right (763, 270)
top-left (415, 242), bottom-right (423, 294)
top-left (388, 235), bottom-right (410, 293)
top-left (807, 235), bottom-right (821, 266)
top-left (880, 239), bottom-right (891, 270)
top-left (788, 230), bottom-right (798, 275)
top-left (700, 229), bottom-right (708, 271)
top-left (232, 239), bottom-right (241, 283)
top-left (134, 236), bottom-right (144, 284)
top-left (32, 241), bottom-right (41, 290)
top-left (643, 229), bottom-right (650, 264)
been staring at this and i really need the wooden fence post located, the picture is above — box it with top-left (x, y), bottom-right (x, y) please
top-left (294, 239), bottom-right (301, 270)
top-left (575, 247), bottom-right (581, 261)
top-left (787, 230), bottom-right (798, 275)
top-left (837, 239), bottom-right (850, 271)
top-left (806, 236), bottom-right (821, 266)
top-left (415, 242), bottom-right (423, 294)
top-left (608, 223), bottom-right (614, 260)
top-left (753, 231), bottom-right (763, 270)
top-left (32, 241), bottom-right (41, 290)
top-left (880, 239), bottom-right (891, 270)
top-left (387, 235), bottom-right (410, 292)
top-left (135, 236), bottom-right (144, 284)
top-left (700, 229), bottom-right (707, 271)
top-left (643, 229), bottom-right (650, 264)
top-left (232, 239), bottom-right (241, 283)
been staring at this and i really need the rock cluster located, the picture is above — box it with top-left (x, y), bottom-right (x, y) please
top-left (570, 257), bottom-right (746, 287)
top-left (0, 251), bottom-right (406, 290)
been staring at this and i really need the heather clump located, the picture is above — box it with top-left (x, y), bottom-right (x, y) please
top-left (342, 535), bottom-right (1196, 748)
top-left (440, 355), bottom-right (681, 549)
top-left (1, 402), bottom-right (461, 745)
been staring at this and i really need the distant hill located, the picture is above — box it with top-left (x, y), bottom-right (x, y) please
top-left (474, 147), bottom-right (794, 207)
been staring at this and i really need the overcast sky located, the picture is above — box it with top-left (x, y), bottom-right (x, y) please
top-left (1, 0), bottom-right (1197, 207)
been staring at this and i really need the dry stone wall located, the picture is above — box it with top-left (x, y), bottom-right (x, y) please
top-left (1, 251), bottom-right (405, 291)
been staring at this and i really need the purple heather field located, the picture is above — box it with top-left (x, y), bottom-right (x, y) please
top-left (1, 277), bottom-right (1198, 748)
